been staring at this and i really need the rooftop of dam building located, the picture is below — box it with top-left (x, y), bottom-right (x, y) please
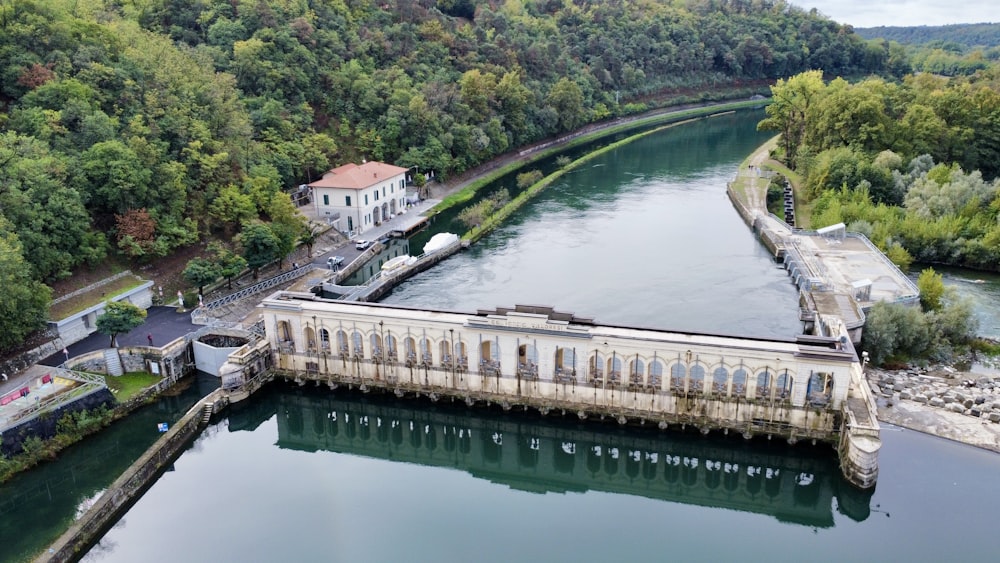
top-left (748, 211), bottom-right (918, 333)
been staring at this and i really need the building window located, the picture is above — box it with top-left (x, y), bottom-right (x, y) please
top-left (323, 194), bottom-right (329, 205)
top-left (345, 195), bottom-right (351, 206)
top-left (383, 187), bottom-right (386, 197)
top-left (364, 194), bottom-right (368, 205)
top-left (374, 190), bottom-right (379, 201)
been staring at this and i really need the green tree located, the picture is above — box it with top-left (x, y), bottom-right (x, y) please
top-left (298, 226), bottom-right (321, 259)
top-left (210, 242), bottom-right (248, 289)
top-left (95, 300), bottom-right (147, 347)
top-left (209, 185), bottom-right (257, 236)
top-left (238, 221), bottom-right (280, 278)
top-left (917, 268), bottom-right (946, 311)
top-left (266, 193), bottom-right (307, 269)
top-left (758, 70), bottom-right (825, 167)
top-left (0, 221), bottom-right (52, 352)
top-left (545, 78), bottom-right (585, 132)
top-left (183, 257), bottom-right (222, 296)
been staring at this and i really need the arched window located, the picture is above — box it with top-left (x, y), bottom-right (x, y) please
top-left (712, 366), bottom-right (728, 394)
top-left (807, 371), bottom-right (832, 405)
top-left (670, 363), bottom-right (685, 391)
top-left (420, 338), bottom-right (432, 364)
top-left (385, 334), bottom-right (397, 360)
top-left (336, 330), bottom-right (349, 355)
top-left (649, 360), bottom-right (664, 388)
top-left (689, 364), bottom-right (706, 394)
top-left (756, 370), bottom-right (771, 399)
top-left (370, 333), bottom-right (381, 356)
top-left (630, 358), bottom-right (645, 385)
top-left (480, 340), bottom-right (499, 373)
top-left (776, 370), bottom-right (793, 400)
top-left (320, 328), bottom-right (331, 351)
top-left (590, 353), bottom-right (604, 382)
top-left (278, 321), bottom-right (293, 343)
top-left (555, 347), bottom-right (575, 376)
top-left (439, 340), bottom-right (451, 364)
top-left (352, 331), bottom-right (364, 357)
top-left (455, 341), bottom-right (468, 368)
top-left (518, 343), bottom-right (539, 379)
top-left (304, 326), bottom-right (316, 350)
top-left (607, 355), bottom-right (622, 383)
top-left (404, 337), bottom-right (416, 363)
top-left (732, 368), bottom-right (748, 398)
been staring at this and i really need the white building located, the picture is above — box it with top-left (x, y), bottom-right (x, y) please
top-left (308, 161), bottom-right (408, 236)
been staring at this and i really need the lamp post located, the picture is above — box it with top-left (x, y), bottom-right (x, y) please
top-left (379, 320), bottom-right (385, 381)
top-left (449, 328), bottom-right (456, 388)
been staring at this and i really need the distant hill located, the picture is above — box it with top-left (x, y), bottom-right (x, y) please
top-left (856, 23), bottom-right (1000, 47)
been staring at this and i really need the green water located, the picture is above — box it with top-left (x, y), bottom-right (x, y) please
top-left (7, 109), bottom-right (1000, 562)
top-left (0, 374), bottom-right (215, 562)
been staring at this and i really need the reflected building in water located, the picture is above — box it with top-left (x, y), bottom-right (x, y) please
top-left (228, 385), bottom-right (873, 527)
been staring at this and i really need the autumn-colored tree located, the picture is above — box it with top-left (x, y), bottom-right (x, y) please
top-left (17, 63), bottom-right (55, 89)
top-left (115, 209), bottom-right (157, 258)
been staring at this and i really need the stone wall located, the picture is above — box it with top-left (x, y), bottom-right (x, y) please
top-left (0, 333), bottom-right (62, 379)
top-left (0, 388), bottom-right (115, 457)
top-left (41, 389), bottom-right (225, 563)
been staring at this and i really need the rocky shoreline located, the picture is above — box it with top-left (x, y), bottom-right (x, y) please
top-left (869, 365), bottom-right (1000, 452)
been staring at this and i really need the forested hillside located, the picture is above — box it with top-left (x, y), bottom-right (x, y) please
top-left (0, 0), bottom-right (894, 351)
top-left (856, 23), bottom-right (1000, 77)
top-left (856, 23), bottom-right (1000, 48)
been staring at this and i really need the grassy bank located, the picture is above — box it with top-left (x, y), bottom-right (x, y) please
top-left (461, 114), bottom-right (716, 243)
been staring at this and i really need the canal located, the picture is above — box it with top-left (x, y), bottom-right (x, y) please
top-left (7, 110), bottom-right (1000, 561)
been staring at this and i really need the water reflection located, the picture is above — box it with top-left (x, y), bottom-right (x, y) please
top-left (229, 384), bottom-right (872, 527)
top-left (0, 375), bottom-right (213, 563)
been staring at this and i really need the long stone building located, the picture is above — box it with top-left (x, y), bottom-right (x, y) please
top-left (224, 294), bottom-right (880, 488)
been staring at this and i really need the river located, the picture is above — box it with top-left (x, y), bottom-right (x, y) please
top-left (6, 110), bottom-right (1000, 562)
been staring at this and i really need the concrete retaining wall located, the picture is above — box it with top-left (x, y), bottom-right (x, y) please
top-left (39, 389), bottom-right (224, 563)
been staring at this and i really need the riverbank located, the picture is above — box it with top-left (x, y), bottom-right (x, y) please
top-left (737, 141), bottom-right (1000, 454)
top-left (871, 366), bottom-right (1000, 452)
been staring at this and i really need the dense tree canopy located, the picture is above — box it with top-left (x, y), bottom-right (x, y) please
top-left (767, 67), bottom-right (1000, 272)
top-left (0, 0), bottom-right (898, 351)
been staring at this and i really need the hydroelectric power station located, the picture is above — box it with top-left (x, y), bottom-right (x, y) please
top-left (222, 297), bottom-right (881, 489)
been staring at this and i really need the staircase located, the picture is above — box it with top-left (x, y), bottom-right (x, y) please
top-left (200, 403), bottom-right (214, 425)
top-left (104, 349), bottom-right (124, 376)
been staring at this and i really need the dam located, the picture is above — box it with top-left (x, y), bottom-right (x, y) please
top-left (223, 296), bottom-right (880, 488)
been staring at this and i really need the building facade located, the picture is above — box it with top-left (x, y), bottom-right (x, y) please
top-left (308, 161), bottom-right (408, 236)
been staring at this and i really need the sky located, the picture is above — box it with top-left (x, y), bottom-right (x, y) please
top-left (796, 0), bottom-right (998, 28)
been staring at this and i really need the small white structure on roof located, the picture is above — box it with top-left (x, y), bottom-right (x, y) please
top-left (816, 222), bottom-right (846, 244)
top-left (309, 161), bottom-right (408, 235)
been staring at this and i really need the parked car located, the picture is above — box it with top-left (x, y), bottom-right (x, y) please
top-left (355, 239), bottom-right (372, 250)
top-left (326, 256), bottom-right (344, 270)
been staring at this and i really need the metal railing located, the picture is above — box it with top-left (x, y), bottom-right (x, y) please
top-left (201, 264), bottom-right (314, 311)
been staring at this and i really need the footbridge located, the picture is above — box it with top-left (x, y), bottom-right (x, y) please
top-left (223, 294), bottom-right (880, 488)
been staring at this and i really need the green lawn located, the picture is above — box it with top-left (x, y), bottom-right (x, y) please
top-left (104, 371), bottom-right (161, 402)
top-left (49, 275), bottom-right (146, 320)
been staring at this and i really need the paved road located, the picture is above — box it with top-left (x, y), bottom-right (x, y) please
top-left (37, 306), bottom-right (200, 368)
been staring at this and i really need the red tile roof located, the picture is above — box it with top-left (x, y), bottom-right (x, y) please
top-left (308, 161), bottom-right (408, 190)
